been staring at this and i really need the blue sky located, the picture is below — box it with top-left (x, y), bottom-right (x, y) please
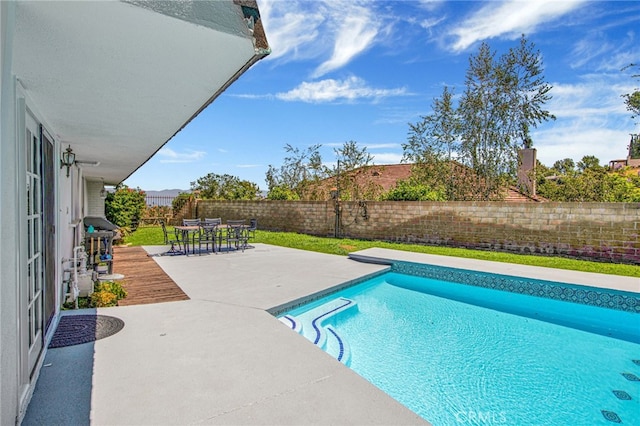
top-left (124, 0), bottom-right (640, 191)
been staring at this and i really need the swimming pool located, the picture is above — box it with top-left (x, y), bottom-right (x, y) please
top-left (279, 266), bottom-right (640, 425)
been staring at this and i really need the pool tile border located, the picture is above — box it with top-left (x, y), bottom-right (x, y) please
top-left (391, 261), bottom-right (640, 313)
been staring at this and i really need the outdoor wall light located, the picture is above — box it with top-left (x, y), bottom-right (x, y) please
top-left (60, 145), bottom-right (75, 177)
top-left (100, 179), bottom-right (107, 199)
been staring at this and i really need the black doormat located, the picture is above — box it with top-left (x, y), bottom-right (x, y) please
top-left (48, 315), bottom-right (125, 348)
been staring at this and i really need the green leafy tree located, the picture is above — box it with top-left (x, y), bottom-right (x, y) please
top-left (577, 155), bottom-right (603, 172)
top-left (334, 140), bottom-right (373, 172)
top-left (171, 192), bottom-right (193, 214)
top-left (266, 184), bottom-right (300, 200)
top-left (458, 35), bottom-right (555, 200)
top-left (190, 173), bottom-right (259, 200)
top-left (266, 144), bottom-right (328, 200)
top-left (403, 86), bottom-right (461, 199)
top-left (404, 36), bottom-right (554, 201)
top-left (537, 155), bottom-right (640, 202)
top-left (105, 185), bottom-right (146, 228)
top-left (332, 140), bottom-right (383, 200)
top-left (552, 158), bottom-right (575, 176)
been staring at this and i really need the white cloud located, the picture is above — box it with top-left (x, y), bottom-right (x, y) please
top-left (157, 148), bottom-right (205, 164)
top-left (533, 126), bottom-right (630, 167)
top-left (258, 0), bottom-right (324, 62)
top-left (420, 16), bottom-right (445, 32)
top-left (570, 28), bottom-right (638, 72)
top-left (550, 77), bottom-right (632, 119)
top-left (417, 0), bottom-right (445, 13)
top-left (364, 143), bottom-right (402, 150)
top-left (569, 37), bottom-right (614, 69)
top-left (276, 76), bottom-right (408, 103)
top-left (258, 0), bottom-right (384, 76)
top-left (312, 4), bottom-right (380, 77)
top-left (531, 74), bottom-right (638, 165)
top-left (448, 0), bottom-right (585, 52)
top-left (371, 152), bottom-right (404, 164)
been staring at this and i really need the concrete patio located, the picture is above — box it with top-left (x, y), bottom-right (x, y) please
top-left (22, 244), bottom-right (639, 425)
top-left (22, 244), bottom-right (425, 425)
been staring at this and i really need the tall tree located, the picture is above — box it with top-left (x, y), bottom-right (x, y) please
top-left (265, 144), bottom-right (328, 200)
top-left (333, 140), bottom-right (382, 200)
top-left (457, 35), bottom-right (555, 200)
top-left (502, 35), bottom-right (555, 147)
top-left (552, 158), bottom-right (576, 176)
top-left (577, 155), bottom-right (602, 172)
top-left (334, 140), bottom-right (373, 172)
top-left (403, 86), bottom-right (461, 199)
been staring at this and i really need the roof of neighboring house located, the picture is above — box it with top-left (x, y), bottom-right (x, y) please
top-left (315, 163), bottom-right (546, 202)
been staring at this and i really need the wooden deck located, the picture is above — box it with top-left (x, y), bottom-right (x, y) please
top-left (112, 246), bottom-right (189, 306)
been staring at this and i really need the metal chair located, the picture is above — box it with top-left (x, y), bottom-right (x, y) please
top-left (160, 221), bottom-right (182, 255)
top-left (203, 217), bottom-right (222, 226)
top-left (198, 222), bottom-right (221, 254)
top-left (247, 218), bottom-right (257, 239)
top-left (179, 219), bottom-right (201, 254)
top-left (225, 220), bottom-right (249, 252)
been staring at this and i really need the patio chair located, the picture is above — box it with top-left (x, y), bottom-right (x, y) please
top-left (182, 218), bottom-right (201, 226)
top-left (225, 220), bottom-right (249, 252)
top-left (160, 221), bottom-right (182, 255)
top-left (203, 217), bottom-right (222, 226)
top-left (247, 218), bottom-right (257, 239)
top-left (198, 222), bottom-right (221, 254)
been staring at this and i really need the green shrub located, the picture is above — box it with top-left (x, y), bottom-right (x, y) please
top-left (95, 280), bottom-right (127, 300)
top-left (383, 179), bottom-right (446, 201)
top-left (267, 185), bottom-right (300, 200)
top-left (89, 280), bottom-right (127, 307)
top-left (106, 185), bottom-right (146, 229)
top-left (90, 290), bottom-right (118, 307)
top-left (171, 192), bottom-right (193, 214)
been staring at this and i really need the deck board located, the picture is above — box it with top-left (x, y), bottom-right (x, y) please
top-left (112, 246), bottom-right (189, 306)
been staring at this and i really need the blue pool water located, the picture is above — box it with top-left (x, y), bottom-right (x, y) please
top-left (281, 272), bottom-right (640, 425)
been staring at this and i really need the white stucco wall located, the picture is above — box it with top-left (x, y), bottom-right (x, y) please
top-left (1, 6), bottom-right (78, 420)
top-left (1, 2), bottom-right (21, 424)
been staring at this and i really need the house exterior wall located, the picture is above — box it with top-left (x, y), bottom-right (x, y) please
top-left (1, 3), bottom-right (21, 424)
top-left (1, 6), bottom-right (78, 421)
top-left (196, 200), bottom-right (640, 264)
top-left (86, 180), bottom-right (106, 217)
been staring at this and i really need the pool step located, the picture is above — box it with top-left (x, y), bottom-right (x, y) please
top-left (279, 297), bottom-right (355, 365)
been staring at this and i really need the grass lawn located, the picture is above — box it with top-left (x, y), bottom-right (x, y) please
top-left (123, 226), bottom-right (640, 278)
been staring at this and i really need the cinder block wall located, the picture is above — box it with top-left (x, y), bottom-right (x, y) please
top-left (196, 200), bottom-right (333, 235)
top-left (195, 200), bottom-right (640, 264)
